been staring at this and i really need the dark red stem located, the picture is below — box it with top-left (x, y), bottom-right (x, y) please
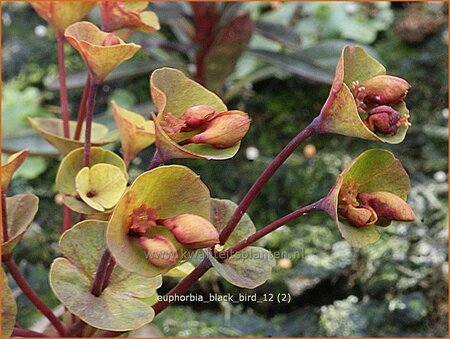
top-left (219, 119), bottom-right (318, 244)
top-left (62, 205), bottom-right (72, 232)
top-left (74, 75), bottom-right (91, 141)
top-left (5, 256), bottom-right (66, 336)
top-left (82, 78), bottom-right (99, 167)
top-left (152, 259), bottom-right (212, 315)
top-left (2, 192), bottom-right (9, 242)
top-left (102, 256), bottom-right (116, 291)
top-left (12, 328), bottom-right (49, 338)
top-left (56, 31), bottom-right (70, 138)
top-left (90, 250), bottom-right (112, 297)
top-left (218, 201), bottom-right (321, 261)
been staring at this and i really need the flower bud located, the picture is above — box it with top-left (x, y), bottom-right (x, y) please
top-left (161, 214), bottom-right (219, 249)
top-left (338, 205), bottom-right (378, 228)
top-left (180, 105), bottom-right (217, 128)
top-left (102, 33), bottom-right (122, 46)
top-left (364, 105), bottom-right (402, 135)
top-left (357, 191), bottom-right (416, 225)
top-left (186, 111), bottom-right (251, 149)
top-left (358, 75), bottom-right (410, 105)
top-left (139, 235), bottom-right (178, 268)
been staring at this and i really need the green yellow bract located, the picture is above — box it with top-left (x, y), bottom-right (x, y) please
top-left (106, 165), bottom-right (211, 277)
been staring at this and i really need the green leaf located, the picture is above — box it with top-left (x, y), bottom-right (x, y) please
top-left (1, 85), bottom-right (46, 137)
top-left (106, 165), bottom-right (211, 277)
top-left (2, 193), bottom-right (39, 255)
top-left (12, 156), bottom-right (47, 180)
top-left (207, 247), bottom-right (275, 289)
top-left (297, 40), bottom-right (380, 70)
top-left (210, 198), bottom-right (256, 249)
top-left (50, 220), bottom-right (161, 331)
top-left (2, 131), bottom-right (59, 157)
top-left (56, 147), bottom-right (127, 213)
top-left (29, 117), bottom-right (118, 156)
top-left (254, 21), bottom-right (301, 50)
top-left (248, 49), bottom-right (335, 84)
top-left (319, 149), bottom-right (411, 248)
top-left (203, 13), bottom-right (254, 91)
top-left (44, 59), bottom-right (186, 90)
top-left (2, 270), bottom-right (17, 338)
top-left (75, 164), bottom-right (127, 212)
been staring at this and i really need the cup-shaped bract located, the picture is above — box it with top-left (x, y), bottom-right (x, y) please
top-left (31, 1), bottom-right (95, 32)
top-left (64, 22), bottom-right (141, 83)
top-left (56, 147), bottom-right (127, 214)
top-left (150, 68), bottom-right (250, 162)
top-left (29, 117), bottom-right (117, 156)
top-left (75, 164), bottom-right (127, 212)
top-left (99, 1), bottom-right (160, 33)
top-left (317, 149), bottom-right (415, 248)
top-left (315, 46), bottom-right (411, 144)
top-left (111, 101), bottom-right (155, 166)
top-left (106, 165), bottom-right (212, 277)
top-left (1, 149), bottom-right (29, 191)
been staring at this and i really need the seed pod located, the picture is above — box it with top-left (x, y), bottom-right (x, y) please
top-left (359, 75), bottom-right (410, 105)
top-left (139, 235), bottom-right (178, 268)
top-left (181, 105), bottom-right (217, 128)
top-left (357, 191), bottom-right (416, 224)
top-left (338, 205), bottom-right (378, 228)
top-left (186, 111), bottom-right (251, 149)
top-left (161, 214), bottom-right (219, 249)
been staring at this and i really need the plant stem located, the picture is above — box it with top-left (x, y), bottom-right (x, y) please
top-left (56, 31), bottom-right (70, 138)
top-left (151, 201), bottom-right (321, 316)
top-left (67, 318), bottom-right (88, 337)
top-left (2, 192), bottom-right (9, 242)
top-left (74, 75), bottom-right (91, 141)
top-left (102, 256), bottom-right (116, 291)
top-left (90, 250), bottom-right (112, 297)
top-left (219, 118), bottom-right (318, 244)
top-left (82, 78), bottom-right (99, 167)
top-left (217, 201), bottom-right (321, 261)
top-left (152, 258), bottom-right (212, 315)
top-left (5, 256), bottom-right (66, 336)
top-left (63, 205), bottom-right (72, 232)
top-left (12, 328), bottom-right (49, 338)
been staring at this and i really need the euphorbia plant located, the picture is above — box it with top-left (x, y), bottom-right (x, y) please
top-left (2, 3), bottom-right (417, 338)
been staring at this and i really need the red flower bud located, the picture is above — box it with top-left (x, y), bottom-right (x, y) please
top-left (102, 33), bottom-right (122, 46)
top-left (180, 105), bottom-right (217, 128)
top-left (161, 214), bottom-right (219, 249)
top-left (338, 205), bottom-right (378, 228)
top-left (186, 111), bottom-right (251, 149)
top-left (357, 75), bottom-right (410, 105)
top-left (357, 191), bottom-right (416, 226)
top-left (364, 105), bottom-right (402, 135)
top-left (139, 235), bottom-right (178, 268)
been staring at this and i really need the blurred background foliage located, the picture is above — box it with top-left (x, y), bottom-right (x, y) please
top-left (2, 1), bottom-right (448, 337)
